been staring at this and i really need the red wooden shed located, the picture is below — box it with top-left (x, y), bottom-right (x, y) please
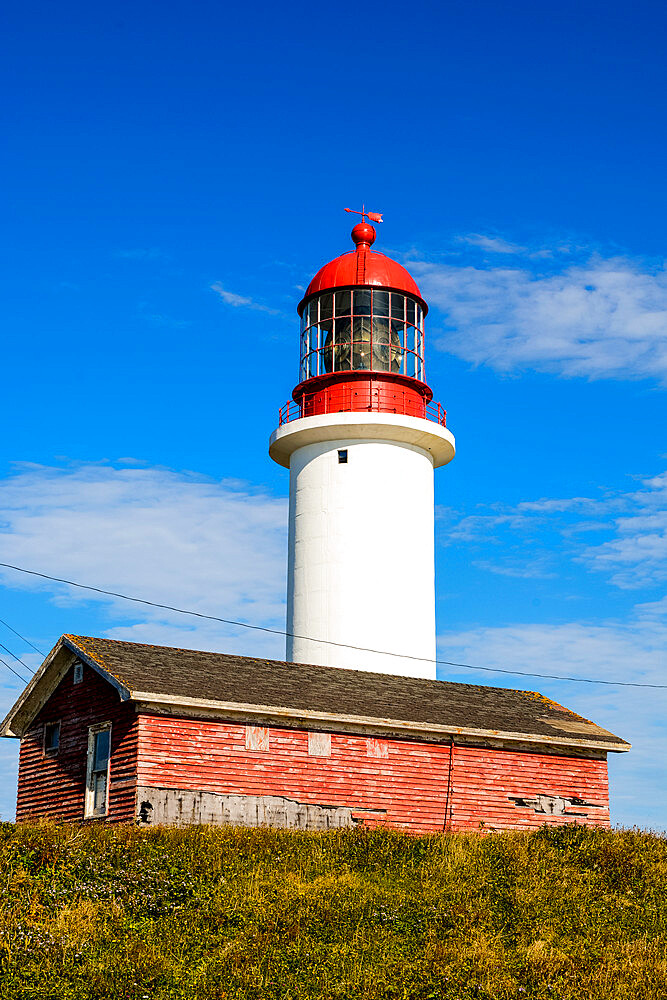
top-left (1, 634), bottom-right (629, 832)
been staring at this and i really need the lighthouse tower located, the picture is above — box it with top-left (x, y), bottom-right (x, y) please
top-left (269, 212), bottom-right (455, 679)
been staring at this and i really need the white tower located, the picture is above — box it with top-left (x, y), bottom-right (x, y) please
top-left (269, 213), bottom-right (455, 678)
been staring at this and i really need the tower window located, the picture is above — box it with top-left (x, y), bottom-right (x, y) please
top-left (338, 449), bottom-right (348, 464)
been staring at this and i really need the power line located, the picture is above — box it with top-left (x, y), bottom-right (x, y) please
top-left (0, 655), bottom-right (30, 685)
top-left (0, 615), bottom-right (45, 656)
top-left (0, 559), bottom-right (665, 690)
top-left (0, 640), bottom-right (35, 675)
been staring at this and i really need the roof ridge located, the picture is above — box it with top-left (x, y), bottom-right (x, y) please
top-left (0, 634), bottom-right (628, 750)
top-left (64, 633), bottom-right (551, 701)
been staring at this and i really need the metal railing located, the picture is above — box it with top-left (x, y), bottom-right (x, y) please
top-left (278, 396), bottom-right (447, 427)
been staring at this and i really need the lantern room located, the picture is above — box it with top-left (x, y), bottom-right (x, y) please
top-left (299, 286), bottom-right (426, 382)
top-left (286, 218), bottom-right (442, 425)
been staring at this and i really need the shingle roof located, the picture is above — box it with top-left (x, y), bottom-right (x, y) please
top-left (58, 635), bottom-right (628, 752)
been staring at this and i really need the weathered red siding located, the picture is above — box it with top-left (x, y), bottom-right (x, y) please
top-left (446, 743), bottom-right (609, 831)
top-left (136, 714), bottom-right (610, 833)
top-left (16, 663), bottom-right (138, 823)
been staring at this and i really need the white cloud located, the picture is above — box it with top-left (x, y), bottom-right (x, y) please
top-left (443, 469), bottom-right (667, 592)
top-left (576, 473), bottom-right (667, 589)
top-left (211, 282), bottom-right (279, 315)
top-left (411, 254), bottom-right (667, 382)
top-left (0, 461), bottom-right (288, 658)
top-left (459, 233), bottom-right (526, 254)
top-left (472, 558), bottom-right (557, 579)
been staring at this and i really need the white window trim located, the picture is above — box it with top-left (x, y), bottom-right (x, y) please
top-left (84, 722), bottom-right (112, 819)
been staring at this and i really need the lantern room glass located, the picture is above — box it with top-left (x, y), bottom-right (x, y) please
top-left (300, 288), bottom-right (425, 382)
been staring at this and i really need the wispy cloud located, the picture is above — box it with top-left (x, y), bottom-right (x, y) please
top-left (411, 248), bottom-right (667, 383)
top-left (211, 282), bottom-right (279, 315)
top-left (459, 233), bottom-right (526, 254)
top-left (0, 461), bottom-right (288, 656)
top-left (472, 558), bottom-right (557, 579)
top-left (442, 470), bottom-right (667, 591)
top-left (581, 474), bottom-right (667, 589)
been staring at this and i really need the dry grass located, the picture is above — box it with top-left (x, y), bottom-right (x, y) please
top-left (0, 821), bottom-right (666, 998)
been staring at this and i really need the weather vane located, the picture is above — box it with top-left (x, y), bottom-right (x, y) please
top-left (344, 205), bottom-right (383, 224)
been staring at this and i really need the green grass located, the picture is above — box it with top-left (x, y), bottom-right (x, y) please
top-left (1, 822), bottom-right (666, 999)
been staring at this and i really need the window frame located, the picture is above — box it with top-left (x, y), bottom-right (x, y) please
top-left (84, 722), bottom-right (112, 819)
top-left (43, 720), bottom-right (61, 755)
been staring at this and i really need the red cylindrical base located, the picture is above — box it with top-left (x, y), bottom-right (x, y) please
top-left (292, 372), bottom-right (433, 420)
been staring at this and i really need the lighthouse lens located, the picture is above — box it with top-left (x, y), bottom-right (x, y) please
top-left (323, 318), bottom-right (352, 372)
top-left (373, 317), bottom-right (390, 345)
top-left (352, 316), bottom-right (372, 369)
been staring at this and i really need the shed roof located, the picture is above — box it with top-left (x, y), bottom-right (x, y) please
top-left (1, 634), bottom-right (630, 753)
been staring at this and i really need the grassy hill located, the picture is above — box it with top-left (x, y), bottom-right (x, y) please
top-left (1, 822), bottom-right (666, 999)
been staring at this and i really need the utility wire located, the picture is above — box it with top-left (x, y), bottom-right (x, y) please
top-left (0, 559), bottom-right (665, 690)
top-left (0, 654), bottom-right (30, 685)
top-left (0, 640), bottom-right (35, 675)
top-left (0, 615), bottom-right (45, 656)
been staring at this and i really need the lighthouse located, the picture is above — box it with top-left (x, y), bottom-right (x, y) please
top-left (269, 211), bottom-right (455, 678)
top-left (2, 211), bottom-right (630, 833)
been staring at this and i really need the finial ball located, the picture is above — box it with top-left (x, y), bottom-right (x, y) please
top-left (351, 222), bottom-right (376, 248)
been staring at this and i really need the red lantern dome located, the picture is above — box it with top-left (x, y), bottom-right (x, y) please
top-left (280, 214), bottom-right (445, 428)
top-left (298, 224), bottom-right (427, 316)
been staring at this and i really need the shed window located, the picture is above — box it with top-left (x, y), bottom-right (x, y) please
top-left (73, 661), bottom-right (83, 684)
top-left (44, 721), bottom-right (60, 753)
top-left (85, 724), bottom-right (111, 818)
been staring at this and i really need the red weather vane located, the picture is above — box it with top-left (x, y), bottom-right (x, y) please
top-left (345, 205), bottom-right (383, 224)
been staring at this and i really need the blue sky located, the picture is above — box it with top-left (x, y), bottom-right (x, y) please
top-left (1, 0), bottom-right (666, 826)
